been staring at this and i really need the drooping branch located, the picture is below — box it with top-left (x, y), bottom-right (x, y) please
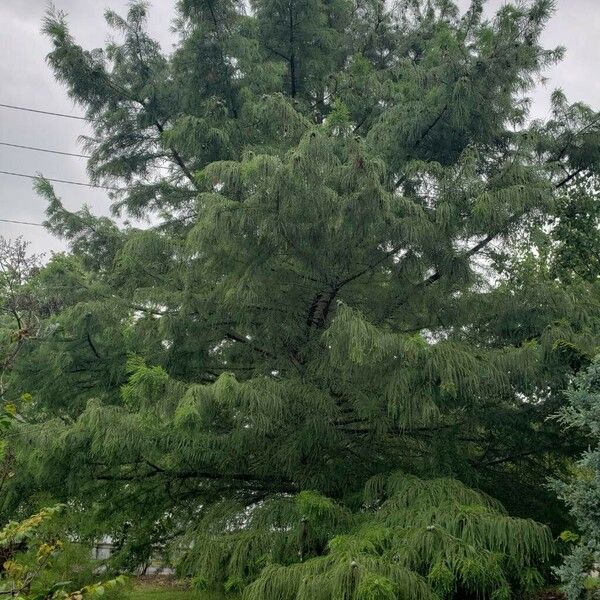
top-left (400, 166), bottom-right (587, 302)
top-left (394, 105), bottom-right (449, 190)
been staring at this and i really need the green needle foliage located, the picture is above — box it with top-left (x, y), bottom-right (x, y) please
top-left (1, 1), bottom-right (600, 598)
top-left (185, 476), bottom-right (552, 600)
top-left (552, 358), bottom-right (600, 599)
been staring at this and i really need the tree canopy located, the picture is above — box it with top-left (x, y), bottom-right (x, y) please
top-left (2, 1), bottom-right (600, 598)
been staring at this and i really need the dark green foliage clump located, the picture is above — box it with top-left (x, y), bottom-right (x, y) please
top-left (187, 477), bottom-right (552, 600)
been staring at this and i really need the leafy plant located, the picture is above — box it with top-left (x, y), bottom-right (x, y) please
top-left (0, 506), bottom-right (126, 599)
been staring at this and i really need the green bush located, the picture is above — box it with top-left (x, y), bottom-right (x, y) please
top-left (0, 506), bottom-right (127, 599)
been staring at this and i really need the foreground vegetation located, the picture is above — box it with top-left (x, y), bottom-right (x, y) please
top-left (2, 0), bottom-right (600, 598)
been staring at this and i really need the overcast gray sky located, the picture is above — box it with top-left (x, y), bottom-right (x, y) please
top-left (0, 0), bottom-right (598, 255)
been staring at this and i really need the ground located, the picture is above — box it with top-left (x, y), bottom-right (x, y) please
top-left (128, 590), bottom-right (224, 600)
top-left (127, 578), bottom-right (232, 599)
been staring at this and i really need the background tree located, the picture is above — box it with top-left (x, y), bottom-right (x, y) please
top-left (2, 0), bottom-right (600, 598)
top-left (0, 237), bottom-right (43, 402)
top-left (534, 90), bottom-right (600, 283)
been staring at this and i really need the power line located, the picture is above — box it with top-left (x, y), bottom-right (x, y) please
top-left (0, 102), bottom-right (89, 121)
top-left (0, 141), bottom-right (90, 159)
top-left (0, 170), bottom-right (120, 191)
top-left (0, 103), bottom-right (174, 171)
top-left (0, 140), bottom-right (170, 171)
top-left (0, 218), bottom-right (44, 227)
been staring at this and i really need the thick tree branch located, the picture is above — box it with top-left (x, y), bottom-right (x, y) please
top-left (96, 464), bottom-right (296, 493)
top-left (86, 333), bottom-right (102, 360)
top-left (226, 330), bottom-right (278, 360)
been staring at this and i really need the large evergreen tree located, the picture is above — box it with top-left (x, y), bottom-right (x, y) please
top-left (2, 1), bottom-right (600, 597)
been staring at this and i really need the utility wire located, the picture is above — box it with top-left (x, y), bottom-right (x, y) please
top-left (0, 105), bottom-right (103, 229)
top-left (0, 141), bottom-right (90, 159)
top-left (0, 170), bottom-right (120, 191)
top-left (0, 104), bottom-right (177, 229)
top-left (0, 102), bottom-right (89, 121)
top-left (0, 218), bottom-right (44, 227)
top-left (0, 103), bottom-right (174, 171)
top-left (0, 140), bottom-right (170, 171)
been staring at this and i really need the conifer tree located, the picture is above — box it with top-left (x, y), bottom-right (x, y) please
top-left (553, 358), bottom-right (600, 599)
top-left (2, 1), bottom-right (600, 598)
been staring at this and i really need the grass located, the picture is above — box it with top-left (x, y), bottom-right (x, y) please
top-left (128, 591), bottom-right (209, 599)
top-left (128, 591), bottom-right (224, 599)
top-left (127, 581), bottom-right (234, 600)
